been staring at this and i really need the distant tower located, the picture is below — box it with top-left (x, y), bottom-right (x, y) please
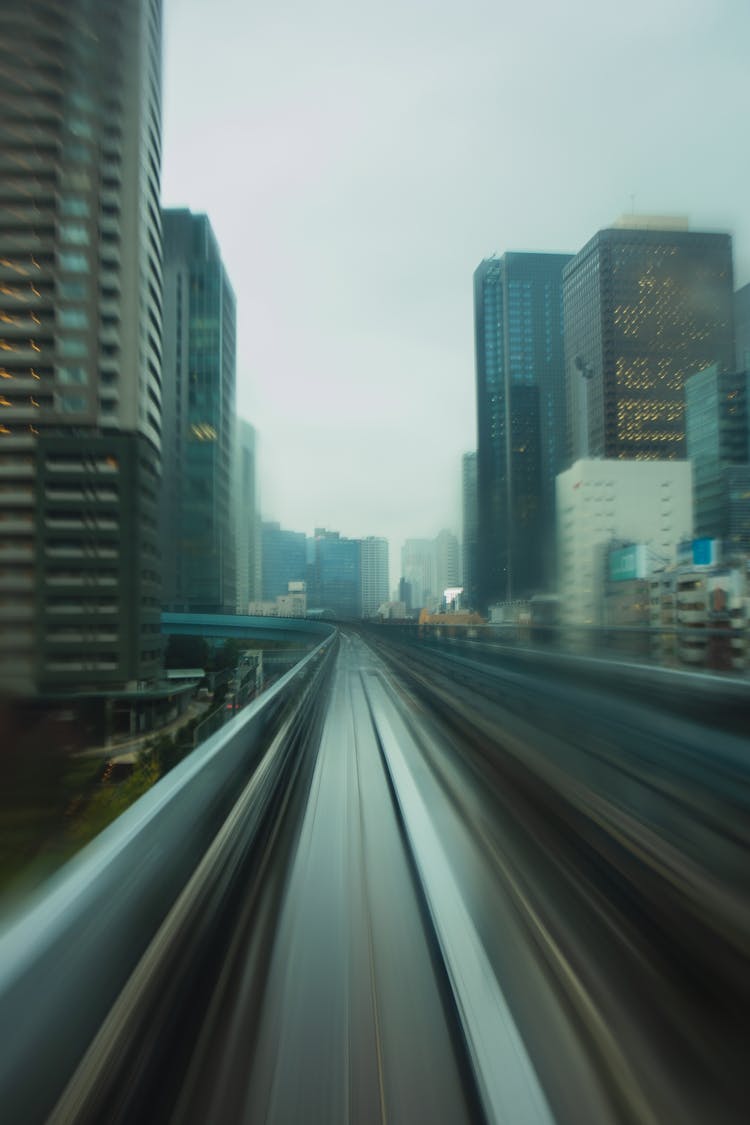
top-left (360, 537), bottom-right (389, 617)
top-left (0, 0), bottom-right (164, 694)
top-left (235, 420), bottom-right (259, 612)
top-left (435, 529), bottom-right (459, 601)
top-left (563, 219), bottom-right (735, 465)
top-left (161, 210), bottom-right (237, 612)
top-left (462, 452), bottom-right (478, 609)
top-left (474, 252), bottom-right (571, 608)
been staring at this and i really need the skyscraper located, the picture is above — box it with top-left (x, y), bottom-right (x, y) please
top-left (685, 364), bottom-right (750, 551)
top-left (360, 536), bottom-right (389, 617)
top-left (735, 283), bottom-right (750, 371)
top-left (435, 529), bottom-right (459, 600)
top-left (161, 210), bottom-right (237, 612)
top-left (235, 419), bottom-right (259, 613)
top-left (563, 219), bottom-right (735, 465)
top-left (461, 451), bottom-right (478, 608)
top-left (261, 522), bottom-right (307, 601)
top-left (474, 252), bottom-right (571, 608)
top-left (401, 539), bottom-right (436, 610)
top-left (0, 0), bottom-right (164, 694)
top-left (309, 529), bottom-right (361, 618)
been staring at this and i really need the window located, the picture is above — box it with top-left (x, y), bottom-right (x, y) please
top-left (58, 338), bottom-right (86, 357)
top-left (58, 309), bottom-right (87, 329)
top-left (58, 253), bottom-right (88, 273)
top-left (55, 393), bottom-right (87, 412)
top-left (57, 366), bottom-right (87, 385)
top-left (59, 223), bottom-right (89, 245)
top-left (59, 198), bottom-right (90, 218)
top-left (58, 280), bottom-right (86, 300)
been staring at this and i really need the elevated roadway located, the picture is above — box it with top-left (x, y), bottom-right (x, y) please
top-left (1, 630), bottom-right (747, 1124)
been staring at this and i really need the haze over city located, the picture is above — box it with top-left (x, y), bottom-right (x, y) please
top-left (162, 0), bottom-right (750, 560)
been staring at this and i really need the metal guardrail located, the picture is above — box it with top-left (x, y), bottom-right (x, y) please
top-left (0, 631), bottom-right (336, 1124)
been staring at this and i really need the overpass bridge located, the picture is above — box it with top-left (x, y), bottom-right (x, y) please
top-left (1, 620), bottom-right (748, 1124)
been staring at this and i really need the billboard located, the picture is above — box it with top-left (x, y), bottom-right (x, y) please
top-left (609, 544), bottom-right (648, 582)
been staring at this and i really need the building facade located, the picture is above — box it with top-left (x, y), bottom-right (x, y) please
top-left (0, 0), bottom-right (164, 694)
top-left (685, 365), bottom-right (750, 551)
top-left (461, 451), bottom-right (478, 610)
top-left (161, 210), bottom-right (236, 612)
top-left (557, 458), bottom-right (693, 625)
top-left (234, 419), bottom-right (258, 613)
top-left (360, 536), bottom-right (389, 617)
top-left (435, 529), bottom-right (459, 602)
top-left (563, 219), bottom-right (735, 465)
top-left (474, 252), bottom-right (571, 609)
top-left (261, 521), bottom-right (307, 601)
top-left (735, 283), bottom-right (750, 371)
top-left (309, 529), bottom-right (361, 618)
top-left (401, 538), bottom-right (437, 611)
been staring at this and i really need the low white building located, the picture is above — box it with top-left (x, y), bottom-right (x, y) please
top-left (557, 459), bottom-right (693, 625)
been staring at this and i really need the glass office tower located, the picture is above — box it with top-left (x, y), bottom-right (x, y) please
top-left (474, 252), bottom-right (571, 608)
top-left (563, 220), bottom-right (735, 464)
top-left (161, 210), bottom-right (237, 612)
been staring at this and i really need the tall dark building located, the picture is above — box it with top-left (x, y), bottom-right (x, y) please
top-left (261, 522), bottom-right (307, 601)
top-left (474, 252), bottom-right (571, 608)
top-left (461, 452), bottom-right (478, 609)
top-left (563, 220), bottom-right (735, 464)
top-left (686, 364), bottom-right (750, 551)
top-left (735, 283), bottom-right (750, 371)
top-left (161, 210), bottom-right (237, 612)
top-left (309, 529), bottom-right (361, 618)
top-left (0, 0), bottom-right (164, 694)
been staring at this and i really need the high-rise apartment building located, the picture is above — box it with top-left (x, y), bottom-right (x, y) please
top-left (235, 419), bottom-right (258, 613)
top-left (474, 252), bottom-right (571, 608)
top-left (360, 536), bottom-right (389, 617)
top-left (685, 364), bottom-right (750, 551)
top-left (461, 452), bottom-right (478, 609)
top-left (0, 1), bottom-right (164, 694)
top-left (563, 219), bottom-right (735, 465)
top-left (161, 210), bottom-right (236, 612)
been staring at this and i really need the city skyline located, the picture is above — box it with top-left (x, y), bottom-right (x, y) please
top-left (162, 0), bottom-right (750, 561)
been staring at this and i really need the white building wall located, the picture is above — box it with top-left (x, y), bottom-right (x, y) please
top-left (557, 459), bottom-right (693, 625)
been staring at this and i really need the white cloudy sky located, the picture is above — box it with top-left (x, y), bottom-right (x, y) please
top-left (161, 0), bottom-right (750, 573)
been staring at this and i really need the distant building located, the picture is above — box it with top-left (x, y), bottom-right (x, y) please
top-left (435, 529), bottom-right (459, 603)
top-left (398, 577), bottom-right (413, 611)
top-left (401, 539), bottom-right (437, 610)
top-left (261, 522), bottom-right (307, 600)
top-left (563, 220), bottom-right (735, 464)
top-left (235, 420), bottom-right (259, 612)
top-left (557, 459), bottom-right (693, 625)
top-left (162, 209), bottom-right (237, 612)
top-left (461, 452), bottom-right (478, 609)
top-left (735, 283), bottom-right (750, 371)
top-left (309, 529), bottom-right (361, 618)
top-left (474, 252), bottom-right (572, 608)
top-left (685, 365), bottom-right (750, 552)
top-left (360, 537), bottom-right (389, 617)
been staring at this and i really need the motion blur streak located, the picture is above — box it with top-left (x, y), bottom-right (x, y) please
top-left (4, 630), bottom-right (748, 1124)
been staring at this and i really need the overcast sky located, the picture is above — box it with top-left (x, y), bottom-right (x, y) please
top-left (162, 0), bottom-right (750, 578)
